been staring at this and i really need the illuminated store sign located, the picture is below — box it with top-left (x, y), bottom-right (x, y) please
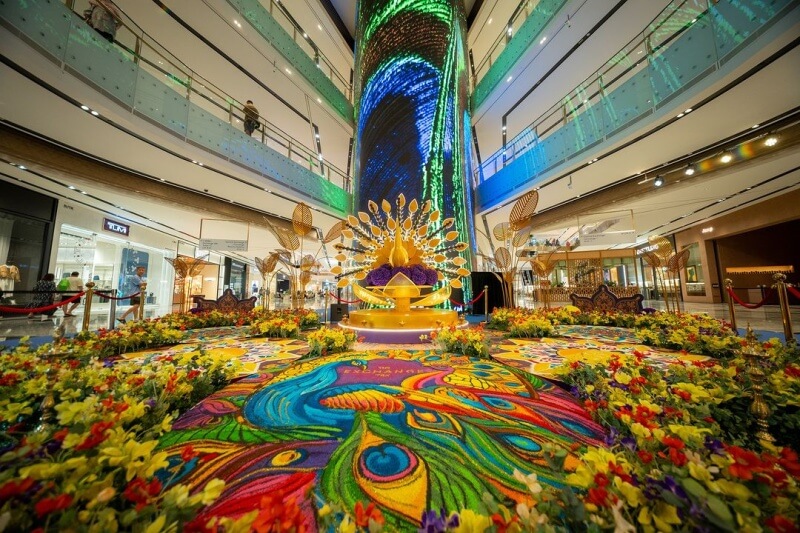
top-left (103, 218), bottom-right (130, 236)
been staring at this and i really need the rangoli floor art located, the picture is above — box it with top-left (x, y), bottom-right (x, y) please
top-left (157, 350), bottom-right (605, 529)
top-left (120, 337), bottom-right (308, 375)
top-left (147, 326), bottom-right (712, 529)
top-left (493, 326), bottom-right (709, 378)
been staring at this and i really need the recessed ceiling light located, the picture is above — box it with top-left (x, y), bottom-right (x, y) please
top-left (18, 165), bottom-right (26, 170)
top-left (540, 36), bottom-right (547, 44)
top-left (487, 17), bottom-right (492, 24)
top-left (746, 187), bottom-right (752, 190)
top-left (654, 176), bottom-right (664, 187)
top-left (684, 108), bottom-right (692, 113)
top-left (80, 105), bottom-right (90, 111)
top-left (285, 68), bottom-right (292, 74)
top-left (159, 178), bottom-right (165, 182)
top-left (303, 33), bottom-right (307, 38)
top-left (506, 75), bottom-right (513, 82)
top-left (764, 135), bottom-right (778, 146)
top-left (684, 165), bottom-right (695, 175)
top-left (68, 185), bottom-right (76, 190)
top-left (317, 24), bottom-right (322, 30)
top-left (198, 162), bottom-right (204, 166)
top-left (81, 191), bottom-right (87, 195)
top-left (720, 152), bottom-right (733, 163)
top-left (676, 113), bottom-right (684, 118)
top-left (752, 124), bottom-right (760, 128)
top-left (317, 98), bottom-right (321, 103)
top-left (90, 110), bottom-right (99, 116)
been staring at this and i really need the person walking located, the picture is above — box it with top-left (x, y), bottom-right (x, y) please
top-left (27, 273), bottom-right (57, 320)
top-left (87, 0), bottom-right (122, 43)
top-left (243, 100), bottom-right (260, 136)
top-left (64, 271), bottom-right (85, 317)
top-left (117, 265), bottom-right (146, 324)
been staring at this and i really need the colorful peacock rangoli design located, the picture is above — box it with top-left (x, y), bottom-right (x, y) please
top-left (158, 350), bottom-right (605, 529)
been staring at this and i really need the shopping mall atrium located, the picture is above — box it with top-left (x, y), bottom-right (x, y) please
top-left (0, 0), bottom-right (799, 531)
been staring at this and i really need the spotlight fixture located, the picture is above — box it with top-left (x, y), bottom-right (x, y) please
top-left (684, 165), bottom-right (696, 176)
top-left (653, 176), bottom-right (664, 187)
top-left (764, 135), bottom-right (779, 147)
top-left (720, 152), bottom-right (733, 163)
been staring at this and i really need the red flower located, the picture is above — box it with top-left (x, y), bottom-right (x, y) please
top-left (34, 493), bottom-right (73, 517)
top-left (187, 369), bottom-right (201, 380)
top-left (593, 472), bottom-right (610, 487)
top-left (0, 372), bottom-right (21, 387)
top-left (586, 487), bottom-right (613, 508)
top-left (668, 447), bottom-right (688, 467)
top-left (354, 501), bottom-right (384, 528)
top-left (0, 478), bottom-right (34, 501)
top-left (672, 388), bottom-right (692, 401)
top-left (182, 445), bottom-right (200, 462)
top-left (785, 365), bottom-right (800, 378)
top-left (75, 420), bottom-right (114, 451)
top-left (765, 515), bottom-right (799, 533)
top-left (661, 436), bottom-right (685, 450)
top-left (52, 428), bottom-right (70, 441)
top-left (252, 493), bottom-right (307, 533)
top-left (638, 450), bottom-right (654, 464)
top-left (123, 478), bottom-right (162, 511)
top-left (490, 512), bottom-right (519, 533)
top-left (727, 446), bottom-right (764, 480)
top-left (778, 447), bottom-right (800, 478)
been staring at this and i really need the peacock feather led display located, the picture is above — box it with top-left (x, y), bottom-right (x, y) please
top-left (354, 0), bottom-right (476, 287)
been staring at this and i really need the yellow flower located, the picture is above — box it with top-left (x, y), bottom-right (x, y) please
top-left (452, 509), bottom-right (492, 533)
top-left (713, 479), bottom-right (754, 500)
top-left (652, 502), bottom-right (681, 532)
top-left (201, 479), bottom-right (226, 505)
top-left (337, 515), bottom-right (357, 533)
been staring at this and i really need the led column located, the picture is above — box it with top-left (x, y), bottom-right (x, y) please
top-left (354, 0), bottom-right (476, 263)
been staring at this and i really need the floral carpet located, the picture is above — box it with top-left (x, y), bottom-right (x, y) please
top-left (492, 326), bottom-right (709, 378)
top-left (156, 349), bottom-right (605, 530)
top-left (120, 337), bottom-right (308, 376)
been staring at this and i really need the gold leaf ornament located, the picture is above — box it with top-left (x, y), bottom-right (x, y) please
top-left (509, 190), bottom-right (539, 230)
top-left (292, 203), bottom-right (313, 236)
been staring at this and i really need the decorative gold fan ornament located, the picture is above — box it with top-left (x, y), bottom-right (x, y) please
top-left (329, 194), bottom-right (470, 310)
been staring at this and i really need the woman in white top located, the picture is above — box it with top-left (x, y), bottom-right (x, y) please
top-left (64, 272), bottom-right (85, 317)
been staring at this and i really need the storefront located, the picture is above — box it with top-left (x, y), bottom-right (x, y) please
top-left (54, 203), bottom-right (179, 318)
top-left (0, 182), bottom-right (57, 305)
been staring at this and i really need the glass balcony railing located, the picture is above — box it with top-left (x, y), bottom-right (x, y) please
top-left (1, 0), bottom-right (352, 213)
top-left (476, 0), bottom-right (796, 206)
top-left (470, 0), bottom-right (567, 90)
top-left (254, 0), bottom-right (352, 101)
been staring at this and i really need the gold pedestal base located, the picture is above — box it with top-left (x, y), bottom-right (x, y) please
top-left (347, 308), bottom-right (458, 329)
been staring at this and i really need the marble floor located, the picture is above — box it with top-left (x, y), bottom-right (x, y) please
top-left (1, 300), bottom-right (798, 343)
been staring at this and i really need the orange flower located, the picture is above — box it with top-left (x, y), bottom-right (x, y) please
top-left (354, 501), bottom-right (384, 528)
top-left (252, 494), bottom-right (306, 533)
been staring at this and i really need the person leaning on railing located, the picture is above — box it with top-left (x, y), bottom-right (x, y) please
top-left (87, 0), bottom-right (122, 43)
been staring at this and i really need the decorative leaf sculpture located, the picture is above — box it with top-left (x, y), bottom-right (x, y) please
top-left (509, 190), bottom-right (539, 230)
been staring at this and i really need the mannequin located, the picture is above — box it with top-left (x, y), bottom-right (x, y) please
top-left (0, 262), bottom-right (20, 294)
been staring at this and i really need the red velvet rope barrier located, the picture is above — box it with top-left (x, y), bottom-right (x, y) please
top-left (787, 286), bottom-right (800, 300)
top-left (0, 292), bottom-right (84, 314)
top-left (448, 289), bottom-right (486, 307)
top-left (95, 290), bottom-right (141, 302)
top-left (327, 292), bottom-right (361, 304)
top-left (726, 286), bottom-right (774, 309)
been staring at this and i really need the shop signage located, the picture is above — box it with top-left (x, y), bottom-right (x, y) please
top-left (198, 238), bottom-right (249, 252)
top-left (103, 218), bottom-right (130, 236)
top-left (580, 231), bottom-right (637, 246)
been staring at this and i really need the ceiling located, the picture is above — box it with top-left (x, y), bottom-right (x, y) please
top-left (1, 0), bottom-right (798, 270)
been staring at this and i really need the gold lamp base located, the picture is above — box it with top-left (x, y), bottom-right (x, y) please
top-left (347, 308), bottom-right (459, 329)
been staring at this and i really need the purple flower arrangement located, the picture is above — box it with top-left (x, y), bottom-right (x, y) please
top-left (365, 263), bottom-right (439, 287)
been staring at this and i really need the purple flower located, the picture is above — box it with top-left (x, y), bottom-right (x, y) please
top-left (604, 426), bottom-right (619, 446)
top-left (659, 475), bottom-right (688, 502)
top-left (621, 436), bottom-right (638, 452)
top-left (391, 265), bottom-right (412, 279)
top-left (418, 509), bottom-right (458, 533)
top-left (410, 264), bottom-right (428, 285)
top-left (368, 264), bottom-right (392, 286)
top-left (704, 436), bottom-right (725, 455)
top-left (425, 268), bottom-right (439, 285)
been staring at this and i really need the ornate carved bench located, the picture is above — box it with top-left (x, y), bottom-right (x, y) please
top-left (192, 288), bottom-right (257, 313)
top-left (569, 284), bottom-right (644, 314)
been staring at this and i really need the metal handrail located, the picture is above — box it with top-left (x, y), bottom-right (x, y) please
top-left (62, 0), bottom-right (352, 189)
top-left (475, 0), bottom-right (770, 184)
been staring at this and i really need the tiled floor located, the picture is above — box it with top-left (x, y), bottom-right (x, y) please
top-left (1, 300), bottom-right (798, 343)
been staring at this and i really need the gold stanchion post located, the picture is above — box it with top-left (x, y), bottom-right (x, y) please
top-left (35, 310), bottom-right (70, 434)
top-left (772, 273), bottom-right (794, 344)
top-left (742, 325), bottom-right (775, 444)
top-left (324, 290), bottom-right (330, 324)
top-left (82, 281), bottom-right (95, 332)
top-left (724, 278), bottom-right (737, 333)
top-left (138, 282), bottom-right (147, 321)
top-left (484, 285), bottom-right (489, 323)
